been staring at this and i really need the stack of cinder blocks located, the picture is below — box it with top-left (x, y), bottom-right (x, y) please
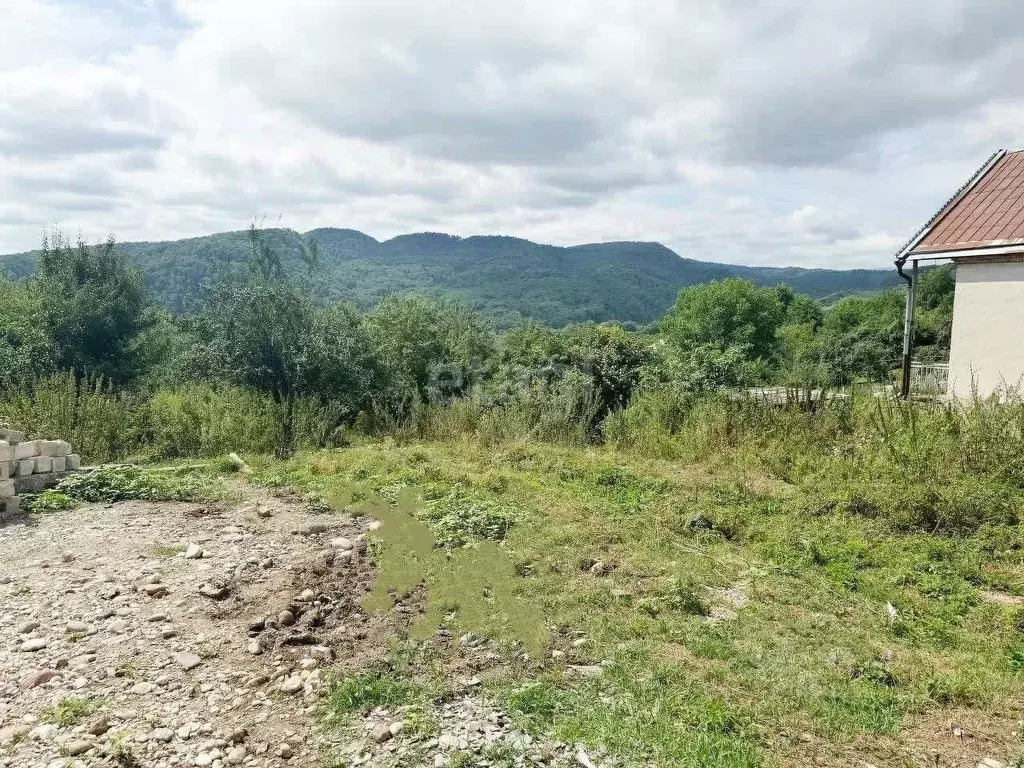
top-left (1, 428), bottom-right (81, 521)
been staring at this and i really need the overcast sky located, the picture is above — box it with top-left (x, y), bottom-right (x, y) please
top-left (2, 0), bottom-right (1023, 268)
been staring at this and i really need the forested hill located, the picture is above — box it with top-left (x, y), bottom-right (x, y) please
top-left (0, 228), bottom-right (900, 327)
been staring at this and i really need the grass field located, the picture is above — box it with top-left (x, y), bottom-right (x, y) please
top-left (248, 404), bottom-right (1024, 767)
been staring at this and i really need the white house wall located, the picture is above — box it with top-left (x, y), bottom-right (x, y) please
top-left (948, 259), bottom-right (1024, 399)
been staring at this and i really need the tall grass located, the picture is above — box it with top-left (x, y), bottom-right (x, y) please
top-left (0, 372), bottom-right (142, 462)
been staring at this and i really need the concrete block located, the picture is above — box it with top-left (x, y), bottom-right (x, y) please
top-left (0, 441), bottom-right (11, 463)
top-left (0, 496), bottom-right (21, 519)
top-left (0, 462), bottom-right (8, 481)
top-left (14, 441), bottom-right (40, 460)
top-left (38, 441), bottom-right (62, 458)
top-left (51, 456), bottom-right (67, 472)
top-left (66, 454), bottom-right (81, 471)
top-left (0, 428), bottom-right (24, 444)
top-left (55, 440), bottom-right (72, 457)
top-left (13, 472), bottom-right (64, 495)
top-left (0, 479), bottom-right (14, 498)
top-left (34, 456), bottom-right (53, 473)
top-left (16, 459), bottom-right (34, 477)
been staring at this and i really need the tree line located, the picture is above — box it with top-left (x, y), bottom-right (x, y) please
top-left (0, 226), bottom-right (953, 455)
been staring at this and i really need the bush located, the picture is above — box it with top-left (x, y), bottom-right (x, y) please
top-left (52, 467), bottom-right (204, 504)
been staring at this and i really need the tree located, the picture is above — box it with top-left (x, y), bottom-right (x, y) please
top-left (365, 295), bottom-right (494, 406)
top-left (187, 225), bottom-right (375, 454)
top-left (661, 279), bottom-right (785, 363)
top-left (0, 273), bottom-right (55, 381)
top-left (36, 231), bottom-right (150, 382)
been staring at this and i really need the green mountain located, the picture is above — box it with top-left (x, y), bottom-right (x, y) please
top-left (1, 228), bottom-right (901, 327)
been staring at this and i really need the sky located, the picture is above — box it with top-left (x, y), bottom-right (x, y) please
top-left (2, 0), bottom-right (1023, 268)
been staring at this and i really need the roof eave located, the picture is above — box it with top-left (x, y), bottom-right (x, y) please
top-left (894, 149), bottom-right (1008, 266)
top-left (907, 243), bottom-right (1024, 261)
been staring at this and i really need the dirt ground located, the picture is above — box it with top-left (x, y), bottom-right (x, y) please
top-left (0, 483), bottom-right (398, 768)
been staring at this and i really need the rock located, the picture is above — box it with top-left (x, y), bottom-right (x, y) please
top-left (131, 682), bottom-right (156, 694)
top-left (99, 585), bottom-right (120, 600)
top-left (389, 721), bottom-right (404, 736)
top-left (228, 728), bottom-right (248, 744)
top-left (173, 651), bottom-right (203, 671)
top-left (29, 724), bottom-right (58, 742)
top-left (198, 583), bottom-right (228, 600)
top-left (576, 747), bottom-right (598, 768)
top-left (299, 589), bottom-right (315, 602)
top-left (19, 620), bottom-right (40, 633)
top-left (246, 640), bottom-right (262, 655)
top-left (184, 544), bottom-right (205, 559)
top-left (278, 610), bottom-right (295, 627)
top-left (62, 739), bottom-right (92, 756)
top-left (226, 746), bottom-right (247, 764)
top-left (330, 536), bottom-right (354, 550)
top-left (21, 669), bottom-right (55, 687)
top-left (371, 723), bottom-right (393, 743)
top-left (66, 621), bottom-right (89, 633)
top-left (109, 618), bottom-right (128, 633)
top-left (276, 743), bottom-right (294, 759)
top-left (194, 752), bottom-right (215, 766)
top-left (86, 716), bottom-right (110, 736)
top-left (143, 583), bottom-right (169, 597)
top-left (280, 676), bottom-right (303, 694)
top-left (979, 760), bottom-right (1006, 768)
top-left (20, 638), bottom-right (48, 652)
top-left (151, 727), bottom-right (174, 742)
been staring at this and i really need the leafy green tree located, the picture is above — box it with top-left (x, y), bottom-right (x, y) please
top-left (187, 226), bottom-right (375, 453)
top-left (0, 273), bottom-right (56, 381)
top-left (662, 279), bottom-right (785, 364)
top-left (365, 295), bottom-right (493, 406)
top-left (36, 231), bottom-right (150, 382)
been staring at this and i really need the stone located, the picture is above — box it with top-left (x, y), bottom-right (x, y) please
top-left (99, 585), bottom-right (120, 600)
top-left (62, 740), bottom-right (92, 756)
top-left (20, 620), bottom-right (40, 633)
top-left (246, 640), bottom-right (262, 655)
top-left (184, 544), bottom-right (204, 559)
top-left (194, 753), bottom-right (215, 766)
top-left (280, 676), bottom-right (303, 694)
top-left (0, 479), bottom-right (13, 498)
top-left (979, 761), bottom-right (1006, 768)
top-left (38, 441), bottom-right (63, 457)
top-left (14, 441), bottom-right (40, 460)
top-left (20, 669), bottom-right (55, 687)
top-left (173, 651), bottom-right (203, 671)
top-left (51, 456), bottom-right (67, 472)
top-left (299, 589), bottom-right (315, 602)
top-left (29, 723), bottom-right (58, 742)
top-left (389, 721), bottom-right (404, 737)
top-left (143, 583), bottom-right (169, 597)
top-left (330, 536), bottom-right (354, 550)
top-left (226, 746), bottom-right (247, 764)
top-left (198, 583), bottom-right (228, 600)
top-left (86, 716), bottom-right (110, 736)
top-left (276, 743), bottom-right (294, 759)
top-left (16, 459), bottom-right (33, 477)
top-left (20, 638), bottom-right (48, 652)
top-left (151, 728), bottom-right (174, 743)
top-left (33, 456), bottom-right (53, 474)
top-left (278, 610), bottom-right (295, 627)
top-left (67, 454), bottom-right (81, 471)
top-left (370, 724), bottom-right (392, 743)
top-left (131, 682), bottom-right (156, 695)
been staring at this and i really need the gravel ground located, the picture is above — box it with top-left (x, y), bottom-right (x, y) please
top-left (0, 485), bottom-right (385, 768)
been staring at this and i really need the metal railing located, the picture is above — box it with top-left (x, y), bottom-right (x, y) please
top-left (910, 362), bottom-right (949, 396)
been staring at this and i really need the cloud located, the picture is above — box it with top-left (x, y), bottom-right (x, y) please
top-left (1, 0), bottom-right (1023, 271)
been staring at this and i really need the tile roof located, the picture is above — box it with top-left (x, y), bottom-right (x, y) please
top-left (909, 149), bottom-right (1024, 256)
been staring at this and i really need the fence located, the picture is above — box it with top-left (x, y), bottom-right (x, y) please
top-left (910, 362), bottom-right (949, 396)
